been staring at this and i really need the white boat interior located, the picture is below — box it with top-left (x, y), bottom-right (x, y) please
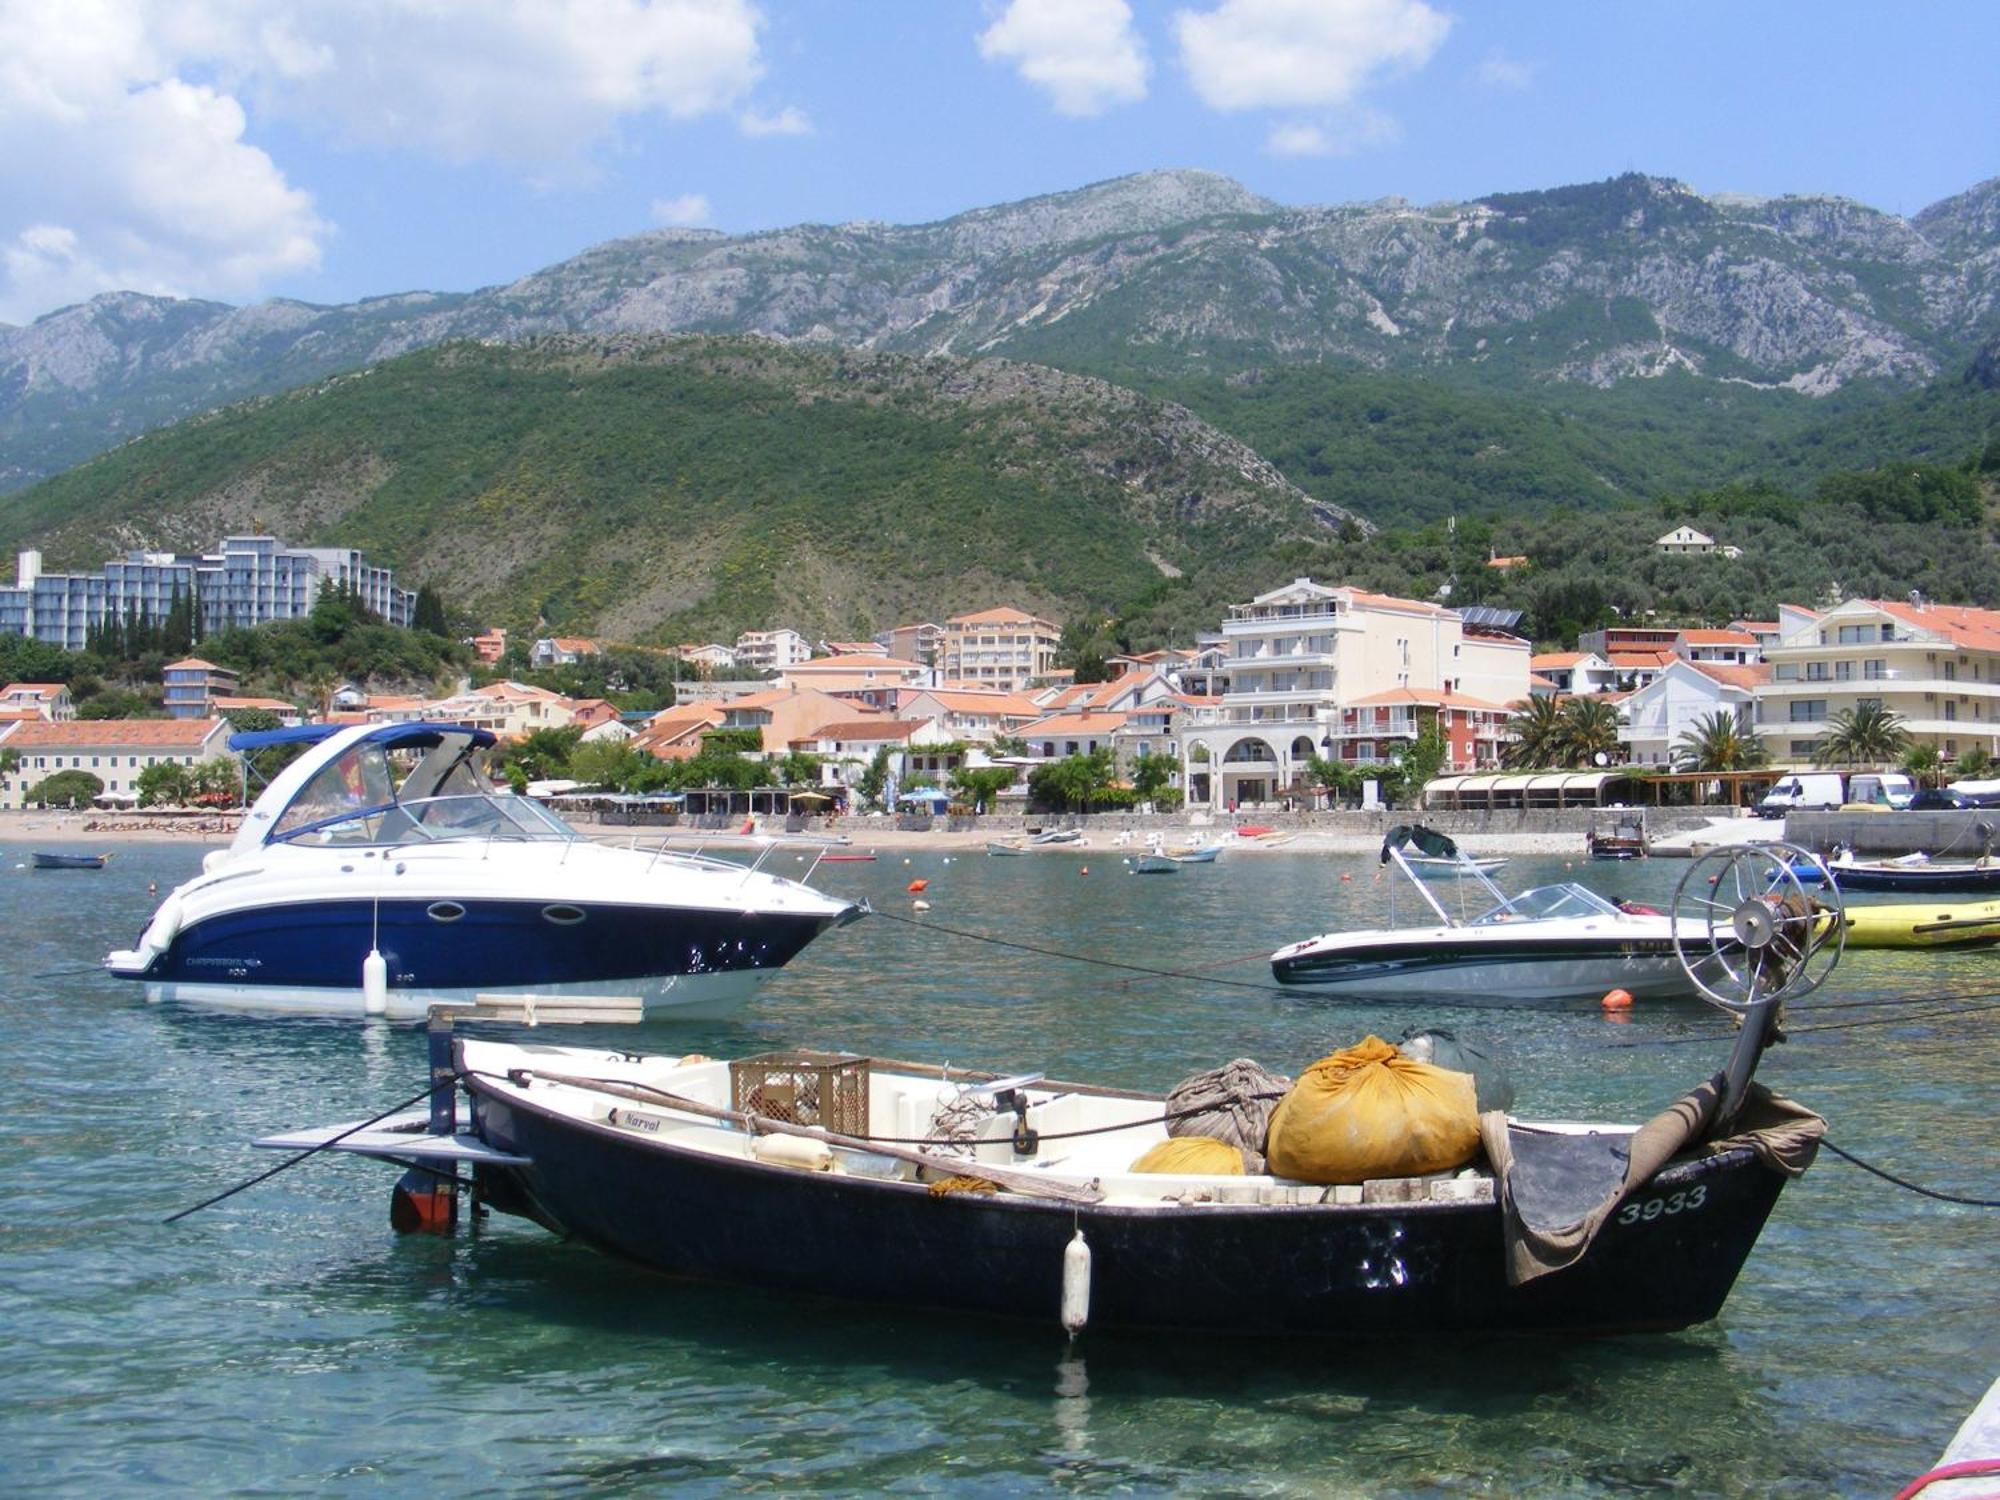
top-left (440, 1039), bottom-right (1592, 1210)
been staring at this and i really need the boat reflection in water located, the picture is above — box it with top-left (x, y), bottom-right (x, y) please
top-left (104, 722), bottom-right (863, 1019)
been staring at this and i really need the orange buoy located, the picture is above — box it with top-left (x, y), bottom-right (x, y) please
top-left (907, 878), bottom-right (929, 892)
top-left (1340, 872), bottom-right (1353, 882)
top-left (1600, 988), bottom-right (1634, 1012)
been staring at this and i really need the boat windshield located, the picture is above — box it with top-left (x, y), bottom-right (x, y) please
top-left (1469, 882), bottom-right (1624, 925)
top-left (269, 741), bottom-right (580, 846)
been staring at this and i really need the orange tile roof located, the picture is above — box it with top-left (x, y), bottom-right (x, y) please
top-left (163, 658), bottom-right (222, 671)
top-left (786, 654), bottom-right (927, 673)
top-left (548, 637), bottom-right (598, 652)
top-left (5, 717), bottom-right (227, 747)
top-left (945, 605), bottom-right (1055, 626)
top-left (1021, 710), bottom-right (1130, 736)
top-left (1677, 629), bottom-right (1757, 646)
top-left (1530, 652), bottom-right (1587, 669)
top-left (804, 719), bottom-right (927, 742)
top-left (1341, 587), bottom-right (1450, 617)
top-left (1, 682), bottom-right (68, 696)
top-left (1346, 688), bottom-right (1511, 712)
top-left (1609, 651), bottom-right (1675, 669)
top-left (1689, 663), bottom-right (1770, 689)
top-left (211, 696), bottom-right (297, 712)
top-left (1874, 600), bottom-right (2000, 653)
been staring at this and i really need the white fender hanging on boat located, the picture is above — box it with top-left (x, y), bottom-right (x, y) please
top-left (1061, 1228), bottom-right (1092, 1335)
top-left (362, 948), bottom-right (388, 1015)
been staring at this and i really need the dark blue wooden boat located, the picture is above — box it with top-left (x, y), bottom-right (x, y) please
top-left (1827, 854), bottom-right (2000, 893)
top-left (32, 851), bottom-right (109, 869)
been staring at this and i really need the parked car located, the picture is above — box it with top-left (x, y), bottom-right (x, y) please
top-left (1907, 787), bottom-right (1998, 810)
top-left (1846, 772), bottom-right (1915, 810)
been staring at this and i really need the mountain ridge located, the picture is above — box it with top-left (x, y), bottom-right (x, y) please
top-left (5, 168), bottom-right (1996, 495)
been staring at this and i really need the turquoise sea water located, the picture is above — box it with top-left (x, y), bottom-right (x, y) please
top-left (1, 838), bottom-right (1995, 1496)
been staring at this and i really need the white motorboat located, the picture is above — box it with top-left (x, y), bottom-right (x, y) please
top-left (103, 722), bottom-right (863, 1019)
top-left (1271, 824), bottom-right (1727, 1005)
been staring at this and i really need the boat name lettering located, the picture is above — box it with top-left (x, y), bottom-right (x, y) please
top-left (1616, 1184), bottom-right (1707, 1226)
top-left (607, 1108), bottom-right (664, 1133)
top-left (188, 956), bottom-right (263, 969)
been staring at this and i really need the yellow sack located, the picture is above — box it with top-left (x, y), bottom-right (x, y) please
top-left (1129, 1136), bottom-right (1247, 1175)
top-left (1265, 1037), bottom-right (1479, 1184)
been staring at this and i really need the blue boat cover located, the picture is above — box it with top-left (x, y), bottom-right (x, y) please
top-left (229, 722), bottom-right (498, 752)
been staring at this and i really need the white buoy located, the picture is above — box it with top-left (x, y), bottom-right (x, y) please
top-left (362, 947), bottom-right (388, 1015)
top-left (912, 898), bottom-right (931, 912)
top-left (1060, 1228), bottom-right (1092, 1335)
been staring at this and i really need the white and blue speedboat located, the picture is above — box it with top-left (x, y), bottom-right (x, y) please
top-left (104, 723), bottom-right (863, 1019)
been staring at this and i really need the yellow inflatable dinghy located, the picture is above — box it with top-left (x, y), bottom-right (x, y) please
top-left (1839, 898), bottom-right (2000, 949)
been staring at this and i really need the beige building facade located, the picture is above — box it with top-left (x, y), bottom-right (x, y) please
top-left (941, 607), bottom-right (1061, 690)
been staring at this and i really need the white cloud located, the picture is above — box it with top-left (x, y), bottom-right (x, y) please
top-left (1475, 52), bottom-right (1533, 90)
top-left (650, 193), bottom-right (712, 226)
top-left (977, 0), bottom-right (1149, 118)
top-left (739, 104), bottom-right (812, 138)
top-left (240, 0), bottom-right (767, 171)
top-left (0, 0), bottom-right (769, 321)
top-left (1174, 0), bottom-right (1449, 112)
top-left (0, 4), bottom-right (324, 323)
top-left (1265, 107), bottom-right (1399, 157)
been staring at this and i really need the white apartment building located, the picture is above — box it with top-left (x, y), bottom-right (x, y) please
top-left (1756, 597), bottom-right (2000, 764)
top-left (733, 628), bottom-right (812, 673)
top-left (1176, 579), bottom-right (1529, 810)
top-left (940, 607), bottom-right (1061, 690)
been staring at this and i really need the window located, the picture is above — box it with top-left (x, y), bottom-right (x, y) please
top-left (1945, 701), bottom-right (1958, 722)
top-left (1943, 661), bottom-right (1957, 682)
top-left (1791, 740), bottom-right (1818, 756)
top-left (1864, 660), bottom-right (1888, 680)
top-left (1834, 661), bottom-right (1853, 681)
top-left (1789, 700), bottom-right (1828, 723)
top-left (1806, 662), bottom-right (1830, 682)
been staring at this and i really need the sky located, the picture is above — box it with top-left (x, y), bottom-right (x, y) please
top-left (2, 0), bottom-right (1996, 326)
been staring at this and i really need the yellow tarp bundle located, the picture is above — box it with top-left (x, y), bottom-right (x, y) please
top-left (1129, 1136), bottom-right (1247, 1175)
top-left (1265, 1036), bottom-right (1480, 1184)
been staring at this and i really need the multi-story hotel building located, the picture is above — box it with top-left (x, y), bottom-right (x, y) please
top-left (0, 537), bottom-right (415, 652)
top-left (733, 628), bottom-right (813, 673)
top-left (1176, 578), bottom-right (1529, 810)
top-left (940, 607), bottom-right (1061, 690)
top-left (1756, 597), bottom-right (2000, 764)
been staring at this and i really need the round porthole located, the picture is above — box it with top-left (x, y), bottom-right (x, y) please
top-left (541, 904), bottom-right (587, 926)
top-left (427, 901), bottom-right (467, 923)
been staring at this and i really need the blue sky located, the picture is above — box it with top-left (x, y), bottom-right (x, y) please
top-left (2, 1), bottom-right (1995, 325)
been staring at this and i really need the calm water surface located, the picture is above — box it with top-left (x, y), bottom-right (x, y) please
top-left (2, 838), bottom-right (1995, 1495)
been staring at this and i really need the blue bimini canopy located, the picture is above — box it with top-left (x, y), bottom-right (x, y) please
top-left (897, 788), bottom-right (950, 807)
top-left (229, 722), bottom-right (499, 753)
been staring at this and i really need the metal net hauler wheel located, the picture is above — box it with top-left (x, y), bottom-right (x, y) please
top-left (1670, 842), bottom-right (1844, 1010)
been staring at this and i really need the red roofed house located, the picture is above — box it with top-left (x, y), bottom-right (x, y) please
top-left (1177, 578), bottom-right (1529, 809)
top-left (1528, 652), bottom-right (1618, 696)
top-left (0, 717), bottom-right (233, 808)
top-left (941, 606), bottom-right (1061, 691)
top-left (529, 637), bottom-right (600, 670)
top-left (1619, 659), bottom-right (1770, 767)
top-left (0, 682), bottom-right (74, 720)
top-left (1759, 596), bottom-right (2000, 765)
top-left (1333, 688), bottom-right (1514, 773)
top-left (1674, 628), bottom-right (1761, 667)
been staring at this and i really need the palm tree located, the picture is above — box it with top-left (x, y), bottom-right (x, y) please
top-left (1814, 704), bottom-right (1910, 768)
top-left (1674, 710), bottom-right (1768, 772)
top-left (1953, 745), bottom-right (1993, 781)
top-left (1556, 697), bottom-right (1623, 768)
top-left (1503, 695), bottom-right (1566, 769)
top-left (1900, 743), bottom-right (1943, 789)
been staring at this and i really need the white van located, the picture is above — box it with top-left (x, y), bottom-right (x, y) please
top-left (1845, 772), bottom-right (1915, 810)
top-left (1757, 772), bottom-right (1845, 818)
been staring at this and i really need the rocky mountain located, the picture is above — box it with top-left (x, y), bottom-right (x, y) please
top-left (4, 169), bottom-right (1996, 496)
top-left (1, 336), bottom-right (1363, 643)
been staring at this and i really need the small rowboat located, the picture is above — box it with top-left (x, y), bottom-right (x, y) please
top-left (32, 851), bottom-right (111, 870)
top-left (1130, 853), bottom-right (1179, 874)
top-left (819, 853), bottom-right (878, 863)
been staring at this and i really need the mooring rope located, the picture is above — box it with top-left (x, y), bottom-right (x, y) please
top-left (164, 1074), bottom-right (452, 1223)
top-left (1815, 1139), bottom-right (2000, 1208)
